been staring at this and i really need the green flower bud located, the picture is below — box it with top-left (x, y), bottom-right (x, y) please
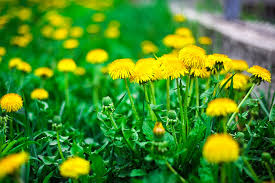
top-left (262, 152), bottom-right (272, 162)
top-left (102, 96), bottom-right (114, 113)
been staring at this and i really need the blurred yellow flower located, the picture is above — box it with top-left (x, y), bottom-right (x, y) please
top-left (52, 28), bottom-right (68, 40)
top-left (108, 58), bottom-right (135, 79)
top-left (231, 59), bottom-right (249, 72)
top-left (63, 39), bottom-right (79, 49)
top-left (247, 65), bottom-right (271, 83)
top-left (0, 93), bottom-right (23, 112)
top-left (0, 152), bottom-right (29, 179)
top-left (189, 68), bottom-right (210, 78)
top-left (206, 98), bottom-right (238, 117)
top-left (17, 8), bottom-right (32, 21)
top-left (70, 26), bottom-right (83, 38)
top-left (18, 24), bottom-right (30, 35)
top-left (34, 67), bottom-right (54, 78)
top-left (9, 58), bottom-right (23, 69)
top-left (141, 41), bottom-right (158, 55)
top-left (41, 25), bottom-right (54, 38)
top-left (173, 14), bottom-right (186, 22)
top-left (60, 157), bottom-right (90, 179)
top-left (31, 88), bottom-right (49, 100)
top-left (0, 47), bottom-right (6, 56)
top-left (86, 49), bottom-right (108, 64)
top-left (104, 26), bottom-right (120, 39)
top-left (17, 61), bottom-right (32, 73)
top-left (220, 73), bottom-right (249, 90)
top-left (57, 58), bottom-right (77, 72)
top-left (101, 66), bottom-right (109, 74)
top-left (175, 27), bottom-right (192, 37)
top-left (179, 45), bottom-right (206, 69)
top-left (199, 36), bottom-right (212, 45)
top-left (74, 67), bottom-right (86, 76)
top-left (203, 134), bottom-right (239, 163)
top-left (87, 24), bottom-right (100, 34)
top-left (92, 13), bottom-right (105, 22)
top-left (163, 34), bottom-right (195, 49)
top-left (10, 34), bottom-right (32, 47)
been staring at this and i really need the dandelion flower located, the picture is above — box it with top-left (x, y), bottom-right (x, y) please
top-left (92, 13), bottom-right (105, 22)
top-left (57, 59), bottom-right (77, 72)
top-left (206, 98), bottom-right (238, 117)
top-left (87, 24), bottom-right (100, 34)
top-left (0, 152), bottom-right (29, 179)
top-left (141, 40), bottom-right (158, 55)
top-left (175, 27), bottom-right (192, 37)
top-left (158, 54), bottom-right (187, 79)
top-left (59, 157), bottom-right (90, 179)
top-left (9, 58), bottom-right (23, 69)
top-left (198, 36), bottom-right (212, 45)
top-left (0, 46), bottom-right (6, 56)
top-left (41, 25), bottom-right (54, 38)
top-left (179, 45), bottom-right (206, 69)
top-left (18, 24), bottom-right (30, 35)
top-left (231, 60), bottom-right (249, 72)
top-left (34, 67), bottom-right (54, 78)
top-left (86, 49), bottom-right (108, 64)
top-left (0, 93), bottom-right (23, 112)
top-left (53, 28), bottom-right (68, 40)
top-left (153, 122), bottom-right (165, 138)
top-left (31, 88), bottom-right (49, 100)
top-left (206, 54), bottom-right (232, 73)
top-left (74, 67), bottom-right (86, 76)
top-left (17, 61), bottom-right (32, 73)
top-left (189, 68), bottom-right (210, 78)
top-left (203, 134), bottom-right (239, 163)
top-left (70, 26), bottom-right (83, 38)
top-left (163, 34), bottom-right (195, 49)
top-left (104, 26), bottom-right (120, 39)
top-left (247, 65), bottom-right (271, 83)
top-left (108, 58), bottom-right (135, 79)
top-left (63, 39), bottom-right (79, 49)
top-left (173, 14), bottom-right (186, 22)
top-left (220, 73), bottom-right (249, 90)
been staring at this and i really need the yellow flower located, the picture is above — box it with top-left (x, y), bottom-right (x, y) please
top-left (231, 60), bottom-right (249, 72)
top-left (18, 24), bottom-right (30, 35)
top-left (175, 27), bottom-right (192, 37)
top-left (141, 41), bottom-right (158, 55)
top-left (10, 34), bottom-right (32, 47)
top-left (87, 24), bottom-right (100, 34)
top-left (0, 152), bottom-right (29, 179)
top-left (189, 68), bottom-right (210, 78)
top-left (206, 54), bottom-right (232, 73)
top-left (131, 58), bottom-right (161, 83)
top-left (220, 73), bottom-right (249, 90)
top-left (0, 93), bottom-right (23, 112)
top-left (206, 98), bottom-right (238, 117)
top-left (74, 67), bottom-right (86, 76)
top-left (153, 122), bottom-right (165, 137)
top-left (34, 67), bottom-right (54, 78)
top-left (203, 134), bottom-right (239, 163)
top-left (247, 65), bottom-right (271, 83)
top-left (108, 58), bottom-right (135, 79)
top-left (86, 49), bottom-right (108, 64)
top-left (0, 47), bottom-right (6, 56)
top-left (158, 54), bottom-right (187, 79)
top-left (173, 14), bottom-right (186, 22)
top-left (179, 45), bottom-right (206, 69)
top-left (63, 39), bottom-right (79, 49)
top-left (59, 157), bottom-right (90, 179)
top-left (17, 61), bottom-right (32, 73)
top-left (57, 59), bottom-right (77, 72)
top-left (163, 34), bottom-right (195, 49)
top-left (41, 25), bottom-right (54, 38)
top-left (92, 13), bottom-right (105, 22)
top-left (199, 36), bottom-right (212, 45)
top-left (70, 26), bottom-right (83, 38)
top-left (104, 26), bottom-right (120, 39)
top-left (17, 8), bottom-right (32, 21)
top-left (101, 66), bottom-right (109, 74)
top-left (31, 88), bottom-right (49, 100)
top-left (9, 58), bottom-right (23, 69)
top-left (52, 28), bottom-right (68, 40)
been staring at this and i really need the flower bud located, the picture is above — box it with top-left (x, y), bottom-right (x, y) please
top-left (153, 122), bottom-right (165, 138)
top-left (261, 152), bottom-right (272, 162)
top-left (102, 96), bottom-right (114, 113)
top-left (167, 110), bottom-right (177, 123)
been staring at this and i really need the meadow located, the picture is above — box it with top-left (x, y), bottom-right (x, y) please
top-left (0, 0), bottom-right (274, 183)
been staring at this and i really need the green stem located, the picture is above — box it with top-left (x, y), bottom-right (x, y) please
top-left (243, 157), bottom-right (260, 183)
top-left (72, 178), bottom-right (78, 183)
top-left (65, 73), bottom-right (70, 106)
top-left (166, 78), bottom-right (170, 112)
top-left (227, 84), bottom-right (256, 127)
top-left (187, 78), bottom-right (194, 106)
top-left (221, 163), bottom-right (226, 183)
top-left (183, 75), bottom-right (190, 137)
top-left (264, 162), bottom-right (274, 183)
top-left (166, 161), bottom-right (187, 183)
top-left (10, 115), bottom-right (14, 138)
top-left (149, 81), bottom-right (156, 105)
top-left (172, 125), bottom-right (178, 148)
top-left (144, 85), bottom-right (157, 121)
top-left (56, 130), bottom-right (65, 161)
top-left (124, 79), bottom-right (140, 126)
top-left (176, 78), bottom-right (185, 143)
top-left (109, 114), bottom-right (118, 129)
top-left (195, 77), bottom-right (199, 117)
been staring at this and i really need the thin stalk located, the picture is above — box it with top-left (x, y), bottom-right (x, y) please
top-left (227, 84), bottom-right (256, 127)
top-left (187, 78), bottom-right (194, 106)
top-left (172, 126), bottom-right (178, 147)
top-left (56, 130), bottom-right (65, 161)
top-left (183, 75), bottom-right (190, 137)
top-left (109, 114), bottom-right (118, 129)
top-left (166, 161), bottom-right (187, 183)
top-left (166, 78), bottom-right (170, 112)
top-left (176, 78), bottom-right (185, 142)
top-left (149, 81), bottom-right (156, 105)
top-left (10, 115), bottom-right (14, 138)
top-left (221, 163), bottom-right (226, 183)
top-left (195, 77), bottom-right (199, 117)
top-left (72, 179), bottom-right (78, 183)
top-left (243, 157), bottom-right (260, 183)
top-left (124, 79), bottom-right (140, 125)
top-left (64, 73), bottom-right (70, 106)
top-left (144, 85), bottom-right (157, 121)
top-left (264, 162), bottom-right (274, 183)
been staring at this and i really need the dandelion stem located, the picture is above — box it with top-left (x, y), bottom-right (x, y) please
top-left (227, 84), bottom-right (256, 127)
top-left (72, 178), bottom-right (78, 183)
top-left (149, 81), bottom-right (156, 105)
top-left (166, 160), bottom-right (187, 183)
top-left (109, 113), bottom-right (118, 129)
top-left (243, 157), bottom-right (260, 182)
top-left (56, 130), bottom-right (65, 161)
top-left (176, 78), bottom-right (185, 142)
top-left (144, 84), bottom-right (157, 121)
top-left (64, 73), bottom-right (70, 106)
top-left (264, 162), bottom-right (274, 183)
top-left (9, 114), bottom-right (14, 138)
top-left (124, 79), bottom-right (140, 126)
top-left (221, 163), bottom-right (226, 183)
top-left (183, 75), bottom-right (190, 137)
top-left (195, 77), bottom-right (199, 117)
top-left (166, 78), bottom-right (170, 112)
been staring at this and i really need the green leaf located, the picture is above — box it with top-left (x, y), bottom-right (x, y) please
top-left (42, 171), bottom-right (54, 183)
top-left (269, 104), bottom-right (275, 122)
top-left (91, 154), bottom-right (107, 183)
top-left (130, 169), bottom-right (146, 177)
